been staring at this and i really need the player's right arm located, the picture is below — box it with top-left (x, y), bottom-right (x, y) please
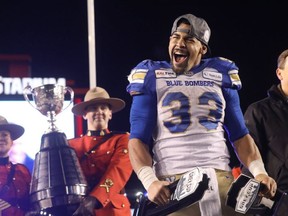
top-left (129, 137), bottom-right (171, 206)
top-left (128, 67), bottom-right (171, 205)
top-left (128, 94), bottom-right (155, 174)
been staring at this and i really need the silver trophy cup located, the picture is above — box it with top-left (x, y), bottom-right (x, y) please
top-left (23, 84), bottom-right (87, 215)
top-left (23, 84), bottom-right (74, 133)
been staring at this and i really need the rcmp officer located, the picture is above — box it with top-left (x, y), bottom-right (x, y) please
top-left (0, 115), bottom-right (31, 216)
top-left (68, 87), bottom-right (132, 216)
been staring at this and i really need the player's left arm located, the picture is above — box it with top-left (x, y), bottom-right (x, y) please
top-left (223, 88), bottom-right (277, 198)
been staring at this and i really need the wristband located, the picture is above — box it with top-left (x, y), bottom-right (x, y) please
top-left (248, 159), bottom-right (268, 177)
top-left (136, 166), bottom-right (159, 191)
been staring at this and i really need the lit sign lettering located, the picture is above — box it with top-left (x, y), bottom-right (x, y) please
top-left (0, 77), bottom-right (66, 95)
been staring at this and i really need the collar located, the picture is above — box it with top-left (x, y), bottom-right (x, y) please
top-left (86, 129), bottom-right (110, 137)
top-left (278, 84), bottom-right (288, 100)
top-left (0, 157), bottom-right (9, 165)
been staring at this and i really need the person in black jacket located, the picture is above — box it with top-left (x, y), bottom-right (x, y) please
top-left (244, 49), bottom-right (288, 215)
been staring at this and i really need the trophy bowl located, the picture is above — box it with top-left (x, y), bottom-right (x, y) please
top-left (23, 84), bottom-right (74, 133)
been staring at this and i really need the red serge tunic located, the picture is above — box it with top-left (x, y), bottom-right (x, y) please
top-left (0, 157), bottom-right (31, 216)
top-left (68, 130), bottom-right (133, 216)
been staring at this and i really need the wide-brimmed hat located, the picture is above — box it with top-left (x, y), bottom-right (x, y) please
top-left (72, 87), bottom-right (126, 116)
top-left (0, 115), bottom-right (24, 140)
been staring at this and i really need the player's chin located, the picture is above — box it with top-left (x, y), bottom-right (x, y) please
top-left (171, 63), bottom-right (186, 74)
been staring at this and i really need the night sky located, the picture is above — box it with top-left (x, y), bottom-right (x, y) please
top-left (1, 0), bottom-right (288, 203)
top-left (1, 1), bottom-right (288, 114)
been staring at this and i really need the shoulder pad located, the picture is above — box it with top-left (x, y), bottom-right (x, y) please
top-left (218, 57), bottom-right (234, 63)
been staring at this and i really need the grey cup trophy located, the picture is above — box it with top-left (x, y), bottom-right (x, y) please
top-left (23, 84), bottom-right (87, 216)
top-left (23, 84), bottom-right (74, 133)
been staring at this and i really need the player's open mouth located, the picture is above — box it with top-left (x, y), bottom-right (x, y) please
top-left (174, 53), bottom-right (188, 64)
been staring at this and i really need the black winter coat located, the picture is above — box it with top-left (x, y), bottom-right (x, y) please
top-left (244, 84), bottom-right (288, 192)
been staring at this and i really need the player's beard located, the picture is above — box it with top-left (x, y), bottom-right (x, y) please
top-left (171, 58), bottom-right (189, 74)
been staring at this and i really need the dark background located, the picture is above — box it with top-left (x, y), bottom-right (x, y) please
top-left (1, 0), bottom-right (288, 206)
top-left (1, 1), bottom-right (288, 127)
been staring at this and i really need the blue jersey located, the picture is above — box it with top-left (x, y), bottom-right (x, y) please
top-left (127, 57), bottom-right (249, 176)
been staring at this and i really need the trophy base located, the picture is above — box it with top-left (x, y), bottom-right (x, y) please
top-left (30, 132), bottom-right (87, 215)
top-left (30, 199), bottom-right (81, 216)
top-left (26, 203), bottom-right (79, 216)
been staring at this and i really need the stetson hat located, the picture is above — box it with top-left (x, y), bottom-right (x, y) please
top-left (72, 87), bottom-right (126, 116)
top-left (0, 115), bottom-right (24, 140)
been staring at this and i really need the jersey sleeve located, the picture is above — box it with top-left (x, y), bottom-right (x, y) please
top-left (129, 94), bottom-right (157, 145)
top-left (126, 60), bottom-right (157, 145)
top-left (127, 59), bottom-right (151, 95)
top-left (223, 88), bottom-right (249, 142)
top-left (215, 57), bottom-right (248, 141)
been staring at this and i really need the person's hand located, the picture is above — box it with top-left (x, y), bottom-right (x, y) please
top-left (255, 173), bottom-right (277, 199)
top-left (147, 180), bottom-right (171, 206)
top-left (72, 196), bottom-right (99, 216)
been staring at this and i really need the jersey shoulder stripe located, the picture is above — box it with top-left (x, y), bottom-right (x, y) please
top-left (127, 60), bottom-right (169, 95)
